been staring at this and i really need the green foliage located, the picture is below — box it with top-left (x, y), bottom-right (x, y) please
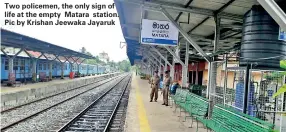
top-left (281, 60), bottom-right (286, 69)
top-left (79, 46), bottom-right (130, 71)
top-left (273, 84), bottom-right (286, 98)
top-left (117, 59), bottom-right (131, 72)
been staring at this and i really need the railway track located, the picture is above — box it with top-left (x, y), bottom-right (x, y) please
top-left (0, 74), bottom-right (127, 131)
top-left (56, 74), bottom-right (132, 132)
top-left (1, 74), bottom-right (118, 113)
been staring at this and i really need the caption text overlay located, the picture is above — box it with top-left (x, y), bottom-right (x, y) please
top-left (4, 2), bottom-right (119, 27)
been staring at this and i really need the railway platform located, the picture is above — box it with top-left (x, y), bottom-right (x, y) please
top-left (124, 74), bottom-right (207, 132)
top-left (1, 75), bottom-right (97, 94)
top-left (1, 73), bottom-right (120, 107)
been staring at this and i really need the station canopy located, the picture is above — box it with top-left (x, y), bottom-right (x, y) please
top-left (115, 0), bottom-right (274, 65)
top-left (1, 28), bottom-right (94, 60)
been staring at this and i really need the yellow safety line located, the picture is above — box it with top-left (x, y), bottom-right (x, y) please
top-left (134, 78), bottom-right (151, 132)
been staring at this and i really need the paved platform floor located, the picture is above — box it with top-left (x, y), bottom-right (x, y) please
top-left (124, 74), bottom-right (207, 132)
top-left (0, 75), bottom-right (100, 94)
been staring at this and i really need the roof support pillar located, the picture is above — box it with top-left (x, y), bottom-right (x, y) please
top-left (71, 57), bottom-right (81, 76)
top-left (159, 58), bottom-right (162, 78)
top-left (223, 54), bottom-right (228, 106)
top-left (164, 54), bottom-right (168, 72)
top-left (42, 53), bottom-right (54, 80)
top-left (257, 0), bottom-right (286, 31)
top-left (8, 58), bottom-right (14, 74)
top-left (170, 53), bottom-right (175, 81)
top-left (208, 15), bottom-right (221, 119)
top-left (160, 8), bottom-right (211, 62)
top-left (1, 48), bottom-right (24, 82)
top-left (55, 56), bottom-right (66, 79)
top-left (32, 59), bottom-right (37, 82)
top-left (182, 42), bottom-right (189, 88)
top-left (61, 63), bottom-right (65, 79)
top-left (49, 61), bottom-right (53, 80)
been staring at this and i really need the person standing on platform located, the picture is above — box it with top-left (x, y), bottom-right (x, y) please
top-left (149, 71), bottom-right (160, 102)
top-left (162, 71), bottom-right (171, 106)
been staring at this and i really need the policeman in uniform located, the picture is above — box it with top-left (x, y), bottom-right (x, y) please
top-left (149, 71), bottom-right (160, 102)
top-left (162, 70), bottom-right (171, 106)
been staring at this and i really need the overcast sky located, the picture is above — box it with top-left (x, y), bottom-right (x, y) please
top-left (1, 0), bottom-right (128, 62)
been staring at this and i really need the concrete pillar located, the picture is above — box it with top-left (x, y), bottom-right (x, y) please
top-left (8, 58), bottom-right (14, 81)
top-left (32, 59), bottom-right (37, 82)
top-left (209, 16), bottom-right (220, 100)
top-left (196, 62), bottom-right (199, 85)
top-left (170, 59), bottom-right (175, 81)
top-left (223, 54), bottom-right (228, 105)
top-left (8, 58), bottom-right (14, 73)
top-left (49, 62), bottom-right (52, 80)
top-left (70, 63), bottom-right (73, 72)
top-left (164, 54), bottom-right (168, 72)
top-left (158, 58), bottom-right (162, 78)
top-left (77, 64), bottom-right (80, 76)
top-left (61, 63), bottom-right (64, 79)
top-left (182, 42), bottom-right (189, 88)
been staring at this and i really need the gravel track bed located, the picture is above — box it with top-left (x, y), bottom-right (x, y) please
top-left (108, 80), bottom-right (131, 132)
top-left (1, 76), bottom-right (117, 128)
top-left (4, 76), bottom-right (126, 132)
top-left (61, 76), bottom-right (130, 131)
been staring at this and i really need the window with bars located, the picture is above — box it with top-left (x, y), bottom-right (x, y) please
top-left (4, 59), bottom-right (8, 70)
top-left (20, 59), bottom-right (25, 70)
top-left (43, 63), bottom-right (46, 70)
top-left (39, 63), bottom-right (43, 70)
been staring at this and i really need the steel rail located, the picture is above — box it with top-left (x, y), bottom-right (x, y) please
top-left (56, 74), bottom-right (131, 132)
top-left (103, 74), bottom-right (132, 132)
top-left (0, 74), bottom-right (127, 131)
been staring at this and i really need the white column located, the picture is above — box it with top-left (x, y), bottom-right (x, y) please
top-left (158, 58), bottom-right (162, 78)
top-left (164, 54), bottom-right (168, 72)
top-left (170, 58), bottom-right (175, 80)
top-left (32, 59), bottom-right (37, 82)
top-left (49, 62), bottom-right (52, 80)
top-left (8, 58), bottom-right (14, 73)
top-left (182, 42), bottom-right (189, 88)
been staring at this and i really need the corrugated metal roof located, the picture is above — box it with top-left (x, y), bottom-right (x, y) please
top-left (114, 0), bottom-right (272, 65)
top-left (1, 28), bottom-right (94, 59)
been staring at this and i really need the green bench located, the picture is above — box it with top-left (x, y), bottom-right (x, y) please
top-left (170, 88), bottom-right (276, 132)
top-left (206, 104), bottom-right (274, 132)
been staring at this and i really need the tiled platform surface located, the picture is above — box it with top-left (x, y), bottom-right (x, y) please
top-left (124, 74), bottom-right (207, 132)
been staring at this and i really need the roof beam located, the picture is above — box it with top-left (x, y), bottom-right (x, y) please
top-left (160, 8), bottom-right (211, 62)
top-left (121, 23), bottom-right (140, 29)
top-left (214, 0), bottom-right (236, 15)
top-left (257, 0), bottom-right (286, 31)
top-left (164, 46), bottom-right (185, 66)
top-left (175, 0), bottom-right (195, 21)
top-left (147, 51), bottom-right (164, 67)
top-left (116, 0), bottom-right (243, 21)
top-left (185, 0), bottom-right (236, 37)
top-left (187, 17), bottom-right (210, 34)
top-left (151, 46), bottom-right (172, 66)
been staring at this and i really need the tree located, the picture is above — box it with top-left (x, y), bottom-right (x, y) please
top-left (118, 59), bottom-right (131, 72)
top-left (81, 47), bottom-right (86, 54)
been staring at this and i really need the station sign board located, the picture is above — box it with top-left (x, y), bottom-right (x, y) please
top-left (141, 19), bottom-right (179, 46)
top-left (278, 27), bottom-right (286, 41)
